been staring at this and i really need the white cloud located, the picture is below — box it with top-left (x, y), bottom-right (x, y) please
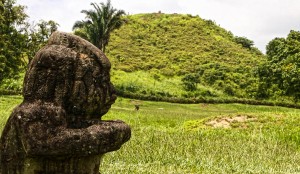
top-left (17, 0), bottom-right (300, 52)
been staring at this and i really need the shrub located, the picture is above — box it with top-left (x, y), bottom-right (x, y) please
top-left (0, 73), bottom-right (24, 94)
top-left (181, 74), bottom-right (200, 91)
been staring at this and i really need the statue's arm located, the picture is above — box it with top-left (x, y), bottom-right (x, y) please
top-left (19, 119), bottom-right (130, 157)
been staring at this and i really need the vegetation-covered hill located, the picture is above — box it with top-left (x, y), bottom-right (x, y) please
top-left (2, 0), bottom-right (299, 105)
top-left (105, 13), bottom-right (266, 101)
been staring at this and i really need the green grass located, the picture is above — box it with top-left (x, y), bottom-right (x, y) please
top-left (111, 70), bottom-right (224, 100)
top-left (1, 96), bottom-right (300, 173)
top-left (0, 95), bottom-right (22, 132)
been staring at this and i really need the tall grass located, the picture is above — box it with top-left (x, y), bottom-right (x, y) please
top-left (102, 99), bottom-right (300, 173)
top-left (1, 96), bottom-right (300, 173)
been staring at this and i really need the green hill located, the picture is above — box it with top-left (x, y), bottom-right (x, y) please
top-left (0, 13), bottom-right (268, 103)
top-left (106, 13), bottom-right (266, 101)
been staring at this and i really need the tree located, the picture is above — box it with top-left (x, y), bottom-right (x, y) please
top-left (72, 0), bottom-right (126, 53)
top-left (0, 0), bottom-right (59, 84)
top-left (265, 37), bottom-right (286, 62)
top-left (0, 0), bottom-right (27, 82)
top-left (258, 30), bottom-right (300, 101)
top-left (234, 36), bottom-right (254, 49)
top-left (23, 20), bottom-right (59, 64)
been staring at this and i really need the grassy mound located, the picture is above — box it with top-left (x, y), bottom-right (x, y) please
top-left (106, 13), bottom-right (266, 101)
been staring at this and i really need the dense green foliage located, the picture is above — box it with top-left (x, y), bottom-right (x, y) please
top-left (0, 0), bottom-right (58, 92)
top-left (2, 96), bottom-right (300, 173)
top-left (73, 0), bottom-right (125, 52)
top-left (106, 13), bottom-right (266, 101)
top-left (257, 30), bottom-right (300, 101)
top-left (23, 20), bottom-right (59, 63)
top-left (0, 0), bottom-right (27, 82)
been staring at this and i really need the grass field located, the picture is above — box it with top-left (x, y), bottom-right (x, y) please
top-left (1, 95), bottom-right (300, 173)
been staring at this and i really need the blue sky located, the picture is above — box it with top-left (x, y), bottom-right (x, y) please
top-left (18, 0), bottom-right (300, 53)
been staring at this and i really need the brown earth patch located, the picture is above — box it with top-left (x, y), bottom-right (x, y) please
top-left (205, 115), bottom-right (257, 129)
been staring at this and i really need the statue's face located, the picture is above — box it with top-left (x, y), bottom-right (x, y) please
top-left (69, 54), bottom-right (116, 119)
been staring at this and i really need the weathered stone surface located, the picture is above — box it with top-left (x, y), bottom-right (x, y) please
top-left (0, 31), bottom-right (131, 174)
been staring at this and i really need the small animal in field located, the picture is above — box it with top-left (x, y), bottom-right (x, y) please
top-left (135, 105), bottom-right (140, 111)
top-left (130, 100), bottom-right (142, 111)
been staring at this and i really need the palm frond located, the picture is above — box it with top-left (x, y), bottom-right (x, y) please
top-left (72, 21), bottom-right (85, 30)
top-left (72, 0), bottom-right (125, 52)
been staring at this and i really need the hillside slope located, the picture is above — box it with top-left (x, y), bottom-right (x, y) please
top-left (105, 13), bottom-right (266, 100)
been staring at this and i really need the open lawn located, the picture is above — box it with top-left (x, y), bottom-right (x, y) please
top-left (1, 95), bottom-right (300, 173)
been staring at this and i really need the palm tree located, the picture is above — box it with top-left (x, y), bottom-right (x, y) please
top-left (72, 0), bottom-right (125, 53)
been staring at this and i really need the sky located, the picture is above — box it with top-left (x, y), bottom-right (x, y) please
top-left (17, 0), bottom-right (300, 53)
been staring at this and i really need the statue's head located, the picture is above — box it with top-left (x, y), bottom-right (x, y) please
top-left (23, 31), bottom-right (117, 120)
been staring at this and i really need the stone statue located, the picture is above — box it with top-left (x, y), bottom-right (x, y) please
top-left (0, 31), bottom-right (131, 174)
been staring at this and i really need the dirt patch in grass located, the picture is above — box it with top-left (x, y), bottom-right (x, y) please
top-left (205, 115), bottom-right (257, 129)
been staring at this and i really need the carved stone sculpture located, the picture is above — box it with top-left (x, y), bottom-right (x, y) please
top-left (0, 31), bottom-right (131, 174)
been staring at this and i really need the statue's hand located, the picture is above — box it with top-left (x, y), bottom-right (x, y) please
top-left (87, 120), bottom-right (131, 153)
